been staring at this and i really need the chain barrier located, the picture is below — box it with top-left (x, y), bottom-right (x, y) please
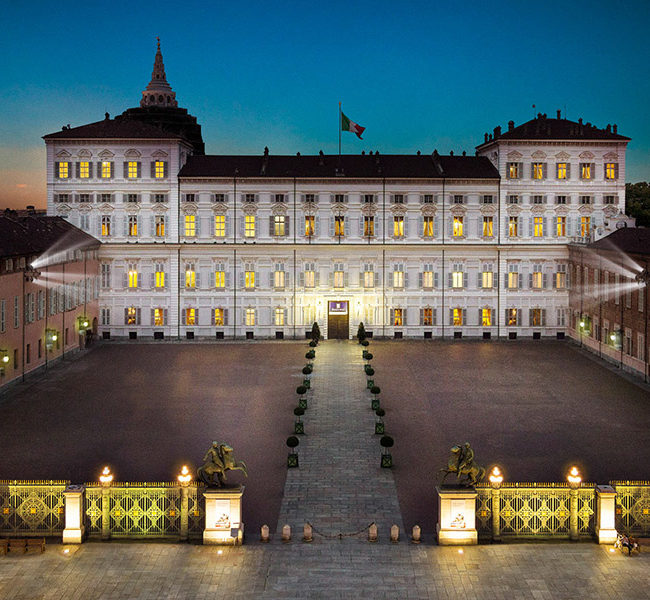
top-left (307, 521), bottom-right (376, 540)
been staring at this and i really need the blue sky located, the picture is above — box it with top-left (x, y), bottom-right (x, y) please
top-left (1, 0), bottom-right (649, 208)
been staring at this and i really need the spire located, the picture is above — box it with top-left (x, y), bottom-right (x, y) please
top-left (140, 38), bottom-right (178, 108)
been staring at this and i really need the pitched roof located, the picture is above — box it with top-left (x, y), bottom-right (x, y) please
top-left (476, 115), bottom-right (630, 148)
top-left (43, 116), bottom-right (183, 140)
top-left (0, 213), bottom-right (100, 260)
top-left (179, 153), bottom-right (499, 179)
top-left (587, 227), bottom-right (650, 256)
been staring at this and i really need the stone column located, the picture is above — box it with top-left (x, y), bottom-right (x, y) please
top-left (62, 485), bottom-right (85, 544)
top-left (179, 485), bottom-right (189, 541)
top-left (436, 486), bottom-right (478, 545)
top-left (569, 486), bottom-right (579, 541)
top-left (101, 485), bottom-right (111, 541)
top-left (595, 485), bottom-right (618, 544)
top-left (203, 485), bottom-right (245, 545)
top-left (491, 486), bottom-right (501, 542)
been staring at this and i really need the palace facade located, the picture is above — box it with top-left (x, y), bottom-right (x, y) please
top-left (44, 43), bottom-right (632, 342)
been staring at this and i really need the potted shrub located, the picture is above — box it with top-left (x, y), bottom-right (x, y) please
top-left (296, 385), bottom-right (308, 409)
top-left (363, 351), bottom-right (373, 363)
top-left (305, 349), bottom-right (315, 361)
top-left (294, 407), bottom-right (305, 434)
top-left (375, 408), bottom-right (385, 435)
top-left (380, 435), bottom-right (394, 468)
top-left (357, 322), bottom-right (366, 344)
top-left (370, 385), bottom-right (381, 411)
top-left (287, 436), bottom-right (300, 468)
top-left (310, 322), bottom-right (321, 345)
top-left (302, 365), bottom-right (313, 376)
top-left (303, 378), bottom-right (311, 389)
top-left (361, 339), bottom-right (370, 347)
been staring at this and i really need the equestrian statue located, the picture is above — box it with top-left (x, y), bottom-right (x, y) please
top-left (197, 441), bottom-right (248, 487)
top-left (439, 442), bottom-right (485, 486)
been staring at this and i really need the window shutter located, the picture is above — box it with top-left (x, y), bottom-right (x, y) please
top-left (528, 273), bottom-right (533, 289)
top-left (542, 217), bottom-right (547, 237)
top-left (566, 216), bottom-right (573, 237)
top-left (449, 308), bottom-right (453, 325)
top-left (477, 272), bottom-right (482, 289)
top-left (419, 308), bottom-right (424, 325)
top-left (434, 216), bottom-right (440, 238)
top-left (404, 273), bottom-right (408, 289)
top-left (163, 162), bottom-right (168, 177)
top-left (123, 162), bottom-right (128, 178)
top-left (417, 216), bottom-right (423, 237)
top-left (225, 215), bottom-right (230, 237)
top-left (478, 309), bottom-right (482, 326)
top-left (375, 271), bottom-right (380, 286)
top-left (96, 217), bottom-right (102, 237)
top-left (463, 272), bottom-right (468, 289)
top-left (285, 216), bottom-right (290, 236)
top-left (122, 272), bottom-right (128, 288)
top-left (239, 273), bottom-right (244, 288)
top-left (528, 309), bottom-right (533, 327)
top-left (88, 162), bottom-right (94, 178)
top-left (434, 272), bottom-right (439, 288)
top-left (74, 162), bottom-right (79, 178)
top-left (542, 163), bottom-right (547, 179)
top-left (136, 308), bottom-right (141, 325)
top-left (328, 273), bottom-right (333, 287)
top-left (181, 310), bottom-right (186, 325)
top-left (240, 216), bottom-right (245, 237)
top-left (403, 216), bottom-right (409, 237)
top-left (359, 273), bottom-right (364, 287)
top-left (418, 273), bottom-right (423, 288)
top-left (299, 272), bottom-right (304, 287)
top-left (284, 308), bottom-right (288, 323)
top-left (123, 308), bottom-right (128, 324)
top-left (462, 308), bottom-right (466, 325)
top-left (448, 217), bottom-right (453, 237)
top-left (376, 216), bottom-right (382, 237)
top-left (195, 216), bottom-right (201, 236)
top-left (55, 162), bottom-right (60, 178)
top-left (314, 216), bottom-right (320, 237)
top-left (315, 272), bottom-right (320, 287)
top-left (269, 272), bottom-right (274, 288)
top-left (358, 217), bottom-right (364, 236)
top-left (136, 215), bottom-right (141, 236)
top-left (150, 309), bottom-right (155, 325)
top-left (389, 308), bottom-right (394, 325)
top-left (195, 309), bottom-right (199, 326)
top-left (614, 163), bottom-right (619, 179)
top-left (149, 215), bottom-right (154, 237)
top-left (223, 308), bottom-right (229, 325)
top-left (403, 309), bottom-right (408, 326)
top-left (211, 309), bottom-right (215, 325)
top-left (528, 217), bottom-right (533, 237)
top-left (518, 273), bottom-right (523, 289)
top-left (269, 215), bottom-right (275, 236)
top-left (492, 272), bottom-right (496, 289)
top-left (542, 309), bottom-right (546, 326)
top-left (329, 216), bottom-right (335, 236)
top-left (195, 272), bottom-right (201, 289)
top-left (136, 162), bottom-right (141, 178)
top-left (150, 162), bottom-right (155, 178)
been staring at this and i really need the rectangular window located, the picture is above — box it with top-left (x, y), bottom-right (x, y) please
top-left (127, 161), bottom-right (139, 179)
top-left (184, 215), bottom-right (196, 237)
top-left (215, 268), bottom-right (225, 289)
top-left (185, 308), bottom-right (196, 326)
top-left (333, 264), bottom-right (345, 289)
top-left (214, 215), bottom-right (225, 237)
top-left (507, 195), bottom-right (519, 204)
top-left (335, 215), bottom-right (345, 236)
top-left (57, 162), bottom-right (69, 179)
top-left (532, 264), bottom-right (543, 289)
top-left (274, 265), bottom-right (285, 289)
top-left (126, 193), bottom-right (139, 203)
top-left (453, 216), bottom-right (463, 237)
top-left (423, 216), bottom-right (434, 238)
top-left (393, 216), bottom-right (404, 237)
top-left (451, 265), bottom-right (464, 289)
top-left (581, 216), bottom-right (591, 237)
top-left (273, 215), bottom-right (286, 236)
top-left (481, 269), bottom-right (493, 289)
top-left (274, 194), bottom-right (286, 203)
top-left (556, 163), bottom-right (567, 179)
top-left (482, 308), bottom-right (492, 327)
top-left (556, 195), bottom-right (567, 205)
top-left (453, 195), bottom-right (464, 204)
top-left (245, 268), bottom-right (255, 289)
top-left (392, 266), bottom-right (404, 289)
top-left (604, 195), bottom-right (616, 205)
top-left (101, 161), bottom-right (112, 178)
top-left (128, 215), bottom-right (138, 237)
top-left (481, 195), bottom-right (494, 204)
top-left (363, 194), bottom-right (375, 203)
top-left (422, 307), bottom-right (433, 326)
top-left (422, 266), bottom-right (434, 289)
top-left (153, 194), bottom-right (166, 203)
top-left (126, 306), bottom-right (137, 325)
top-left (507, 163), bottom-right (520, 179)
top-left (79, 194), bottom-right (91, 203)
top-left (508, 216), bottom-right (518, 237)
top-left (275, 307), bottom-right (285, 325)
top-left (580, 196), bottom-right (592, 205)
top-left (244, 194), bottom-right (256, 203)
top-left (530, 308), bottom-right (544, 327)
top-left (101, 216), bottom-right (111, 237)
top-left (363, 216), bottom-right (374, 237)
top-left (153, 308), bottom-right (165, 326)
top-left (452, 308), bottom-right (463, 326)
top-left (185, 264), bottom-right (196, 289)
top-left (128, 264), bottom-right (138, 288)
top-left (155, 215), bottom-right (165, 237)
top-left (533, 216), bottom-right (544, 237)
top-left (393, 308), bottom-right (404, 326)
top-left (393, 194), bottom-right (404, 204)
top-left (101, 308), bottom-right (110, 326)
top-left (482, 216), bottom-right (493, 237)
top-left (154, 161), bottom-right (165, 178)
top-left (508, 266), bottom-right (519, 290)
top-left (334, 194), bottom-right (346, 204)
top-left (421, 194), bottom-right (434, 203)
top-left (213, 193), bottom-right (226, 203)
top-left (183, 194), bottom-right (196, 203)
top-left (305, 216), bottom-right (315, 237)
top-left (507, 308), bottom-right (518, 326)
top-left (245, 308), bottom-right (255, 326)
top-left (101, 263), bottom-right (111, 289)
top-left (556, 265), bottom-right (566, 289)
top-left (532, 195), bottom-right (544, 205)
top-left (214, 308), bottom-right (225, 326)
top-left (580, 163), bottom-right (592, 180)
top-left (556, 216), bottom-right (566, 236)
top-left (79, 161), bottom-right (90, 178)
top-left (532, 162), bottom-right (545, 179)
top-left (303, 194), bottom-right (316, 203)
top-left (155, 263), bottom-right (165, 288)
top-left (245, 215), bottom-right (255, 238)
top-left (304, 263), bottom-right (315, 288)
top-left (605, 163), bottom-right (617, 180)
top-left (363, 267), bottom-right (375, 288)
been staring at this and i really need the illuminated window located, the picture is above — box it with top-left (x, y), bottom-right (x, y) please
top-left (214, 308), bottom-right (225, 326)
top-left (305, 216), bottom-right (315, 237)
top-left (184, 215), bottom-right (196, 237)
top-left (274, 264), bottom-right (285, 289)
top-left (580, 216), bottom-right (591, 237)
top-left (211, 215), bottom-right (224, 237)
top-left (481, 308), bottom-right (492, 327)
top-left (508, 265), bottom-right (519, 289)
top-left (532, 264), bottom-right (543, 289)
top-left (185, 308), bottom-right (196, 326)
top-left (392, 264), bottom-right (404, 289)
top-left (101, 216), bottom-right (111, 237)
top-left (245, 308), bottom-right (255, 326)
top-left (423, 216), bottom-right (434, 238)
top-left (153, 308), bottom-right (165, 326)
top-left (79, 161), bottom-right (90, 178)
top-left (154, 161), bottom-right (165, 178)
top-left (304, 263), bottom-right (315, 288)
top-left (127, 161), bottom-right (139, 179)
top-left (128, 215), bottom-right (138, 236)
top-left (363, 265), bottom-right (375, 288)
top-left (393, 308), bottom-right (404, 326)
top-left (101, 161), bottom-right (112, 178)
top-left (127, 264), bottom-right (138, 288)
top-left (556, 265), bottom-right (566, 289)
top-left (57, 162), bottom-right (69, 178)
top-left (363, 216), bottom-right (374, 237)
top-left (422, 307), bottom-right (433, 326)
top-left (507, 308), bottom-right (518, 326)
top-left (245, 265), bottom-right (255, 289)
top-left (126, 306), bottom-right (137, 325)
top-left (507, 162), bottom-right (520, 179)
top-left (335, 215), bottom-right (345, 236)
top-left (185, 264), bottom-right (196, 289)
top-left (556, 216), bottom-right (566, 237)
top-left (155, 215), bottom-right (165, 237)
top-left (508, 216), bottom-right (518, 237)
top-left (556, 163), bottom-right (567, 179)
top-left (215, 267), bottom-right (225, 289)
top-left (393, 216), bottom-right (404, 237)
top-left (530, 308), bottom-right (544, 327)
top-left (482, 216), bottom-right (494, 237)
top-left (580, 163), bottom-right (592, 180)
top-left (245, 215), bottom-right (255, 238)
top-left (422, 264), bottom-right (434, 289)
top-left (532, 162), bottom-right (545, 179)
top-left (333, 263), bottom-right (345, 288)
top-left (533, 216), bottom-right (544, 237)
top-left (452, 216), bottom-right (463, 237)
top-left (273, 215), bottom-right (286, 236)
top-left (155, 263), bottom-right (165, 288)
top-left (275, 307), bottom-right (285, 326)
top-left (451, 264), bottom-right (464, 289)
top-left (605, 163), bottom-right (617, 180)
top-left (481, 266), bottom-right (493, 289)
top-left (452, 308), bottom-right (463, 326)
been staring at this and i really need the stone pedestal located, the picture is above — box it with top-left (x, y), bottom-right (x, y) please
top-left (595, 484), bottom-right (618, 545)
top-left (436, 486), bottom-right (478, 545)
top-left (62, 485), bottom-right (85, 544)
top-left (203, 486), bottom-right (245, 545)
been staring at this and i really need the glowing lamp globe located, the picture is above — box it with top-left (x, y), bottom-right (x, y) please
top-left (99, 466), bottom-right (113, 485)
top-left (579, 321), bottom-right (585, 328)
top-left (567, 466), bottom-right (582, 486)
top-left (610, 334), bottom-right (616, 342)
top-left (2, 355), bottom-right (8, 364)
top-left (177, 465), bottom-right (192, 486)
top-left (489, 466), bottom-right (504, 487)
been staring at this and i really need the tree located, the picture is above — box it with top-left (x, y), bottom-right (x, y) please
top-left (625, 182), bottom-right (650, 227)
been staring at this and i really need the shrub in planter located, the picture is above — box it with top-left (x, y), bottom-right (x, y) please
top-left (305, 350), bottom-right (315, 360)
top-left (311, 322), bottom-right (321, 344)
top-left (363, 352), bottom-right (373, 362)
top-left (357, 322), bottom-right (366, 343)
top-left (380, 435), bottom-right (394, 468)
top-left (365, 366), bottom-right (375, 376)
top-left (375, 408), bottom-right (385, 435)
top-left (370, 385), bottom-right (381, 410)
top-left (294, 407), bottom-right (305, 434)
top-left (361, 339), bottom-right (370, 347)
top-left (366, 379), bottom-right (375, 390)
top-left (309, 340), bottom-right (317, 347)
top-left (296, 385), bottom-right (308, 409)
top-left (302, 365), bottom-right (313, 376)
top-left (303, 378), bottom-right (311, 389)
top-left (287, 436), bottom-right (300, 468)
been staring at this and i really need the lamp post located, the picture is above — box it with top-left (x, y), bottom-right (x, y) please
top-left (567, 466), bottom-right (582, 541)
top-left (488, 466), bottom-right (504, 542)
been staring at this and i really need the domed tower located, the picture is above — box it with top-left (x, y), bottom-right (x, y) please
top-left (117, 38), bottom-right (205, 154)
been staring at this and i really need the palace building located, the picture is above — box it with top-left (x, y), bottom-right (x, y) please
top-left (44, 42), bottom-right (633, 343)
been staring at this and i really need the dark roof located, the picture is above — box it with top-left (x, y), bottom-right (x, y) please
top-left (477, 115), bottom-right (630, 148)
top-left (0, 213), bottom-right (100, 260)
top-left (587, 227), bottom-right (650, 256)
top-left (179, 153), bottom-right (499, 179)
top-left (43, 116), bottom-right (183, 140)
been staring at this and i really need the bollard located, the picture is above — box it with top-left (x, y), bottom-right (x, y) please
top-left (303, 523), bottom-right (313, 543)
top-left (390, 524), bottom-right (399, 543)
top-left (411, 525), bottom-right (421, 544)
top-left (260, 524), bottom-right (270, 543)
top-left (368, 523), bottom-right (378, 542)
top-left (282, 524), bottom-right (291, 542)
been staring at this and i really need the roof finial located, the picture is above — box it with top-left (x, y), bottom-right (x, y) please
top-left (157, 36), bottom-right (160, 49)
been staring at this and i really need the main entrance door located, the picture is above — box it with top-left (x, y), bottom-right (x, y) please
top-left (327, 300), bottom-right (349, 339)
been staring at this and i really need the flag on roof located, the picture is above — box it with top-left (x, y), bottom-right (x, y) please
top-left (341, 112), bottom-right (365, 139)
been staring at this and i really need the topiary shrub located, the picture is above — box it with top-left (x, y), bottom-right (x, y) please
top-left (287, 436), bottom-right (300, 467)
top-left (311, 322), bottom-right (321, 344)
top-left (309, 340), bottom-right (317, 347)
top-left (296, 385), bottom-right (307, 396)
top-left (375, 408), bottom-right (385, 435)
top-left (302, 365), bottom-right (312, 375)
top-left (365, 366), bottom-right (375, 376)
top-left (305, 350), bottom-right (315, 360)
top-left (363, 352), bottom-right (373, 361)
top-left (380, 435), bottom-right (394, 468)
top-left (370, 385), bottom-right (381, 396)
top-left (294, 407), bottom-right (305, 434)
top-left (361, 340), bottom-right (370, 347)
top-left (357, 322), bottom-right (366, 343)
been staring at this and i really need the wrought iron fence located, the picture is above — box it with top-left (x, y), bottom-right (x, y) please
top-left (0, 480), bottom-right (69, 536)
top-left (612, 480), bottom-right (650, 536)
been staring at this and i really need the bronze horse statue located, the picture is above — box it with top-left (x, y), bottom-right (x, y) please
top-left (439, 443), bottom-right (485, 486)
top-left (197, 442), bottom-right (248, 487)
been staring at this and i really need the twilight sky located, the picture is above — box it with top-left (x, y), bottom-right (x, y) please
top-left (1, 0), bottom-right (649, 209)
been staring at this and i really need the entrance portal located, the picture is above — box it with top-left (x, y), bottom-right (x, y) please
top-left (327, 300), bottom-right (349, 339)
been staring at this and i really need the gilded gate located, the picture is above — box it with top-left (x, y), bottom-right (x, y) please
top-left (0, 480), bottom-right (68, 536)
top-left (612, 480), bottom-right (650, 536)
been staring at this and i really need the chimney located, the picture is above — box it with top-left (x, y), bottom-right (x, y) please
top-left (484, 133), bottom-right (488, 143)
top-left (537, 112), bottom-right (542, 119)
top-left (556, 109), bottom-right (561, 119)
top-left (508, 120), bottom-right (515, 132)
top-left (578, 118), bottom-right (583, 125)
top-left (105, 112), bottom-right (110, 120)
top-left (449, 150), bottom-right (454, 156)
top-left (606, 124), bottom-right (611, 133)
top-left (318, 150), bottom-right (325, 166)
top-left (613, 124), bottom-right (618, 134)
top-left (462, 150), bottom-right (466, 156)
top-left (416, 150), bottom-right (421, 155)
top-left (493, 126), bottom-right (501, 138)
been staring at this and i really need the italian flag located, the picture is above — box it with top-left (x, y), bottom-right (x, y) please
top-left (341, 112), bottom-right (365, 139)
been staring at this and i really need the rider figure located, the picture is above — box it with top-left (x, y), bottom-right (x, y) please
top-left (457, 442), bottom-right (475, 474)
top-left (204, 441), bottom-right (225, 472)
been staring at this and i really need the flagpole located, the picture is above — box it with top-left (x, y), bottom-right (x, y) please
top-left (338, 102), bottom-right (341, 158)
